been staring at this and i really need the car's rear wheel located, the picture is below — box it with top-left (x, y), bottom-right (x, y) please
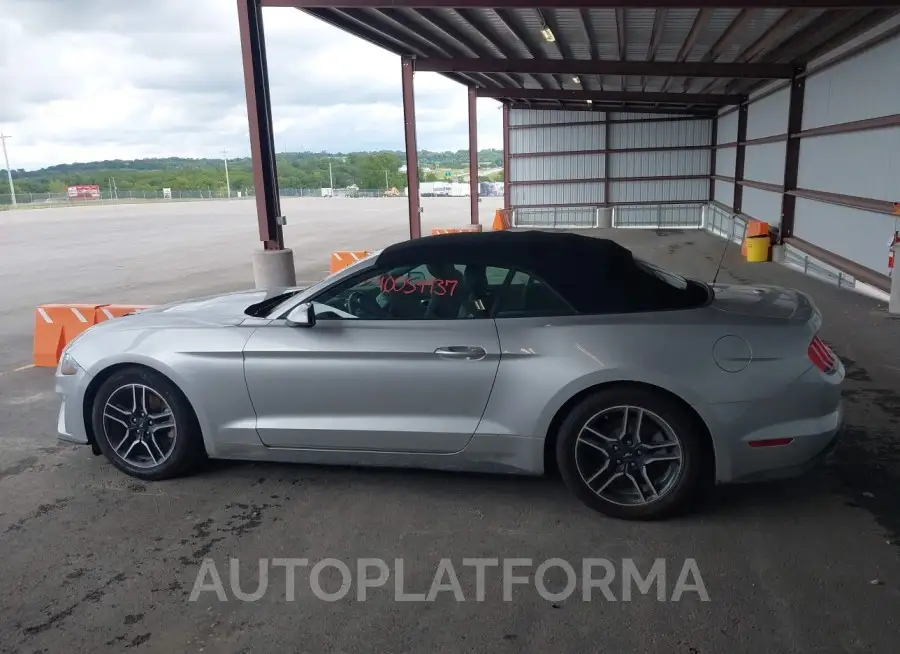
top-left (556, 387), bottom-right (704, 520)
top-left (91, 366), bottom-right (204, 481)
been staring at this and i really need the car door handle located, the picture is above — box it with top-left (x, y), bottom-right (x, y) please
top-left (434, 346), bottom-right (487, 360)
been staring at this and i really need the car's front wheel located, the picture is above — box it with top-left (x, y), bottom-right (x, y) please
top-left (556, 386), bottom-right (705, 520)
top-left (91, 366), bottom-right (204, 480)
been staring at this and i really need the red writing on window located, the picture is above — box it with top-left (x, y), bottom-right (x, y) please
top-left (378, 275), bottom-right (459, 296)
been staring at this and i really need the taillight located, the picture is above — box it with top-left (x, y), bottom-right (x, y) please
top-left (808, 335), bottom-right (837, 374)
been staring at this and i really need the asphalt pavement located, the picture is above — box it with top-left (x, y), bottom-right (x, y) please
top-left (0, 203), bottom-right (898, 653)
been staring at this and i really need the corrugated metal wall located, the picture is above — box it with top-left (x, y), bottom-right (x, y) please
top-left (508, 109), bottom-right (606, 209)
top-left (508, 108), bottom-right (712, 215)
top-left (741, 85), bottom-right (789, 226)
top-left (794, 28), bottom-right (900, 275)
top-left (713, 20), bottom-right (900, 277)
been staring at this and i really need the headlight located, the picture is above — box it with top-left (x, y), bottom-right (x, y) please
top-left (57, 352), bottom-right (82, 376)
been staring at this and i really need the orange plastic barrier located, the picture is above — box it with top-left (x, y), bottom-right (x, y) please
top-left (741, 220), bottom-right (770, 257)
top-left (431, 225), bottom-right (482, 235)
top-left (33, 304), bottom-right (101, 368)
top-left (95, 305), bottom-right (153, 323)
top-left (492, 209), bottom-right (512, 231)
top-left (330, 250), bottom-right (370, 274)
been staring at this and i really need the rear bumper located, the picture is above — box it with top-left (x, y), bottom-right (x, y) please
top-left (716, 399), bottom-right (844, 484)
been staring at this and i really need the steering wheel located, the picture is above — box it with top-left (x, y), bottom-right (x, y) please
top-left (346, 290), bottom-right (365, 316)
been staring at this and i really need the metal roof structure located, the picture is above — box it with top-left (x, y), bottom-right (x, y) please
top-left (238, 0), bottom-right (900, 260)
top-left (265, 1), bottom-right (900, 115)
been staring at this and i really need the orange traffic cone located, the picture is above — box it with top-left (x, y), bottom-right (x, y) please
top-left (492, 209), bottom-right (509, 231)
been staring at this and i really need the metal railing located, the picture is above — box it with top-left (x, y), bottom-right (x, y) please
top-left (705, 203), bottom-right (747, 245)
top-left (511, 206), bottom-right (601, 229)
top-left (0, 188), bottom-right (419, 210)
top-left (704, 203), bottom-right (859, 292)
top-left (611, 203), bottom-right (705, 230)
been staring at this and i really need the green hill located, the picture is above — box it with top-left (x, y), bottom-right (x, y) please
top-left (6, 149), bottom-right (504, 194)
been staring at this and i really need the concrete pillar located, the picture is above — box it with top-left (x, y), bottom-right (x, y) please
top-left (890, 271), bottom-right (900, 315)
top-left (771, 243), bottom-right (785, 263)
top-left (253, 248), bottom-right (296, 289)
top-left (596, 207), bottom-right (613, 229)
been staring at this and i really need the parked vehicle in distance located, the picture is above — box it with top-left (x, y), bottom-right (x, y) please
top-left (55, 230), bottom-right (843, 520)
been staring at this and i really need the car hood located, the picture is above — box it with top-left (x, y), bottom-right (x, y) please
top-left (710, 283), bottom-right (815, 322)
top-left (114, 288), bottom-right (302, 327)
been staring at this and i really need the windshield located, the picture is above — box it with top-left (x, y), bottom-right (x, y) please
top-left (266, 249), bottom-right (382, 318)
top-left (634, 258), bottom-right (688, 290)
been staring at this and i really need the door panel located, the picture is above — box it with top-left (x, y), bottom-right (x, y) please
top-left (243, 319), bottom-right (501, 453)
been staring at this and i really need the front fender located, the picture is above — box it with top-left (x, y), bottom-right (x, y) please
top-left (73, 325), bottom-right (260, 458)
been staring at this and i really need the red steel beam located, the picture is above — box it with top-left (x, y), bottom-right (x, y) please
top-left (795, 113), bottom-right (900, 139)
top-left (416, 58), bottom-right (793, 79)
top-left (661, 8), bottom-right (713, 92)
top-left (789, 188), bottom-right (899, 216)
top-left (642, 8), bottom-right (668, 91)
top-left (467, 86), bottom-right (479, 227)
top-left (510, 116), bottom-right (708, 129)
top-left (401, 57), bottom-right (421, 239)
top-left (733, 103), bottom-right (748, 214)
top-left (502, 103), bottom-right (510, 212)
top-left (506, 103), bottom-right (717, 116)
top-left (237, 0), bottom-right (284, 250)
top-left (709, 115), bottom-right (718, 202)
top-left (603, 119), bottom-right (611, 205)
top-left (779, 66), bottom-right (806, 241)
top-left (509, 174), bottom-right (710, 186)
top-left (269, 1), bottom-right (900, 8)
top-left (510, 144), bottom-right (712, 159)
top-left (478, 88), bottom-right (744, 105)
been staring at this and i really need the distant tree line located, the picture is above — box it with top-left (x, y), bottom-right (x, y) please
top-left (7, 149), bottom-right (504, 194)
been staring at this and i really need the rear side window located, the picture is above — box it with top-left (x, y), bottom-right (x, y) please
top-left (493, 269), bottom-right (574, 318)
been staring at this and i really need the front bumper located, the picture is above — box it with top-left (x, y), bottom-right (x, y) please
top-left (55, 365), bottom-right (92, 446)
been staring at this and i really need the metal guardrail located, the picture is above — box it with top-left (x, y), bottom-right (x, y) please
top-left (511, 207), bottom-right (600, 229)
top-left (612, 203), bottom-right (705, 230)
top-left (705, 204), bottom-right (747, 245)
top-left (0, 188), bottom-right (417, 210)
top-left (511, 203), bottom-right (707, 230)
top-left (782, 243), bottom-right (858, 290)
top-left (705, 203), bottom-right (859, 292)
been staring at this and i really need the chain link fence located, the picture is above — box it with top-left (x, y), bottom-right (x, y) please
top-left (0, 188), bottom-right (410, 210)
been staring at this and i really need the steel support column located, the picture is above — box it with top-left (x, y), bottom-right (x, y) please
top-left (779, 67), bottom-right (806, 242)
top-left (467, 86), bottom-right (479, 226)
top-left (237, 0), bottom-right (283, 250)
top-left (502, 102), bottom-right (510, 212)
top-left (733, 103), bottom-right (748, 214)
top-left (604, 116), bottom-right (611, 206)
top-left (401, 57), bottom-right (421, 239)
top-left (709, 114), bottom-right (718, 202)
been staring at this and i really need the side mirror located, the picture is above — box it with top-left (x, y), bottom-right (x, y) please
top-left (285, 303), bottom-right (316, 328)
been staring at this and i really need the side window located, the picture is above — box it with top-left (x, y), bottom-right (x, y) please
top-left (310, 261), bottom-right (498, 320)
top-left (494, 269), bottom-right (574, 318)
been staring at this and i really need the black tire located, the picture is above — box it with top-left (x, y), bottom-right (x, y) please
top-left (555, 386), bottom-right (705, 520)
top-left (91, 366), bottom-right (205, 481)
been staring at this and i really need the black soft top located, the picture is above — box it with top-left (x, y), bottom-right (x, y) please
top-left (376, 230), bottom-right (692, 314)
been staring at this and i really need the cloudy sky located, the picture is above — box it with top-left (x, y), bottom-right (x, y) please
top-left (1, 0), bottom-right (503, 171)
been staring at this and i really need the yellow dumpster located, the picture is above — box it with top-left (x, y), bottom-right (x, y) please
top-left (745, 235), bottom-right (770, 263)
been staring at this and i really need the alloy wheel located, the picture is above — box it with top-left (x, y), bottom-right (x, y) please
top-left (574, 405), bottom-right (683, 506)
top-left (102, 384), bottom-right (177, 469)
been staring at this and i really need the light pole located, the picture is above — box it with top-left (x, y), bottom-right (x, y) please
top-left (328, 161), bottom-right (334, 194)
top-left (223, 148), bottom-right (231, 198)
top-left (0, 133), bottom-right (16, 206)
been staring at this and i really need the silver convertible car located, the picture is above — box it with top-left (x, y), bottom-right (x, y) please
top-left (56, 230), bottom-right (844, 520)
